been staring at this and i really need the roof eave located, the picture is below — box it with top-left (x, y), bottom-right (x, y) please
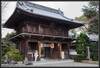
top-left (4, 3), bottom-right (84, 29)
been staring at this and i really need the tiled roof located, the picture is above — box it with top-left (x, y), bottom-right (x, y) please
top-left (3, 1), bottom-right (83, 29)
top-left (87, 34), bottom-right (98, 41)
top-left (17, 1), bottom-right (76, 22)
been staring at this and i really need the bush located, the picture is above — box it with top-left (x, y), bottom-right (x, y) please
top-left (74, 55), bottom-right (86, 62)
top-left (10, 52), bottom-right (24, 61)
top-left (6, 47), bottom-right (24, 61)
top-left (75, 33), bottom-right (98, 61)
top-left (90, 42), bottom-right (98, 61)
top-left (1, 56), bottom-right (6, 64)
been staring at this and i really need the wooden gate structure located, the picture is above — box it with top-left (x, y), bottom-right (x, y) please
top-left (3, 2), bottom-right (83, 60)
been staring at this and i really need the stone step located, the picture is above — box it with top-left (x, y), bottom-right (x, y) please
top-left (33, 59), bottom-right (74, 65)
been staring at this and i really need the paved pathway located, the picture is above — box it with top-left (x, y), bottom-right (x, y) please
top-left (1, 59), bottom-right (99, 67)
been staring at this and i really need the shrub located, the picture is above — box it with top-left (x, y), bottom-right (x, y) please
top-left (74, 54), bottom-right (86, 62)
top-left (1, 56), bottom-right (6, 63)
top-left (90, 42), bottom-right (98, 61)
top-left (75, 33), bottom-right (98, 61)
top-left (6, 47), bottom-right (24, 61)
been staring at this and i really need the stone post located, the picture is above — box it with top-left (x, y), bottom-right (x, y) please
top-left (87, 46), bottom-right (91, 60)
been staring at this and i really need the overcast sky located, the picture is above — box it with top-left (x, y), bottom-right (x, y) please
top-left (1, 1), bottom-right (89, 38)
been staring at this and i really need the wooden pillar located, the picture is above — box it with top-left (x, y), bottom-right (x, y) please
top-left (58, 43), bottom-right (62, 59)
top-left (51, 43), bottom-right (54, 58)
top-left (19, 41), bottom-right (21, 52)
top-left (39, 24), bottom-right (42, 34)
top-left (26, 24), bottom-right (29, 32)
top-left (25, 40), bottom-right (28, 57)
top-left (20, 39), bottom-right (28, 59)
top-left (67, 42), bottom-right (70, 58)
top-left (38, 41), bottom-right (42, 58)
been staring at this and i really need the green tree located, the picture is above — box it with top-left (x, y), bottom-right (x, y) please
top-left (1, 32), bottom-right (24, 62)
top-left (90, 42), bottom-right (98, 61)
top-left (82, 1), bottom-right (99, 34)
top-left (74, 1), bottom-right (98, 61)
top-left (6, 46), bottom-right (24, 61)
top-left (75, 15), bottom-right (88, 22)
top-left (1, 32), bottom-right (16, 56)
top-left (75, 33), bottom-right (90, 61)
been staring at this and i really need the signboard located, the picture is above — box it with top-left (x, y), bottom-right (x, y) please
top-left (51, 44), bottom-right (54, 48)
top-left (43, 44), bottom-right (50, 47)
top-left (42, 43), bottom-right (54, 48)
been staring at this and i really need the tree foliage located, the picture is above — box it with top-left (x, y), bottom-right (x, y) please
top-left (90, 42), bottom-right (98, 61)
top-left (6, 46), bottom-right (24, 61)
top-left (75, 15), bottom-right (88, 22)
top-left (1, 32), bottom-right (24, 62)
top-left (82, 1), bottom-right (99, 34)
top-left (75, 33), bottom-right (90, 61)
top-left (1, 32), bottom-right (16, 57)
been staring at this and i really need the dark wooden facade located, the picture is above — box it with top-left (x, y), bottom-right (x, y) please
top-left (14, 19), bottom-right (71, 59)
top-left (4, 2), bottom-right (83, 60)
top-left (16, 20), bottom-right (68, 37)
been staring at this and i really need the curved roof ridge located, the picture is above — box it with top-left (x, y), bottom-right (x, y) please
top-left (17, 1), bottom-right (63, 15)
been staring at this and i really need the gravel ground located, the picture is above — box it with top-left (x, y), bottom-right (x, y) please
top-left (1, 59), bottom-right (99, 67)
